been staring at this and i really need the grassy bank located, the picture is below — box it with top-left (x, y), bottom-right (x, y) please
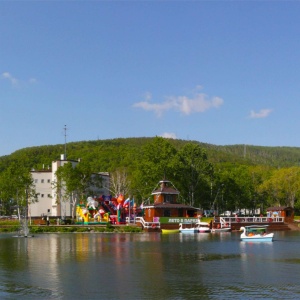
top-left (0, 220), bottom-right (143, 233)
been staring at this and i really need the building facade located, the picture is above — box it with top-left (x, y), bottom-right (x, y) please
top-left (30, 155), bottom-right (110, 218)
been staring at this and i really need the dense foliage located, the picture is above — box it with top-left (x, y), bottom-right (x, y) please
top-left (1, 137), bottom-right (300, 215)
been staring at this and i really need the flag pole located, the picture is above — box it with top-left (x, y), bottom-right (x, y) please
top-left (128, 198), bottom-right (131, 224)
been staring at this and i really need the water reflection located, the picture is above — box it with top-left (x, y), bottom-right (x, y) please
top-left (0, 232), bottom-right (300, 299)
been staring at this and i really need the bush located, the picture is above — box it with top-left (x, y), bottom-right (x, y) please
top-left (94, 227), bottom-right (106, 232)
top-left (0, 222), bottom-right (143, 233)
top-left (120, 226), bottom-right (143, 233)
top-left (0, 225), bottom-right (20, 232)
top-left (0, 220), bottom-right (19, 226)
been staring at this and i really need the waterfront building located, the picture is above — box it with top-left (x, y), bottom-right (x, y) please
top-left (30, 154), bottom-right (110, 218)
top-left (140, 179), bottom-right (200, 230)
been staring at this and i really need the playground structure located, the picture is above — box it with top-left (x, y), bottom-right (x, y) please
top-left (75, 195), bottom-right (138, 225)
top-left (76, 204), bottom-right (110, 225)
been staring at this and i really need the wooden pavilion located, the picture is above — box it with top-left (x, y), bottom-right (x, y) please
top-left (141, 179), bottom-right (199, 230)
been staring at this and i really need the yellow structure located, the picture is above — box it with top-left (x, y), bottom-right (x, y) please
top-left (76, 204), bottom-right (110, 224)
top-left (76, 205), bottom-right (90, 223)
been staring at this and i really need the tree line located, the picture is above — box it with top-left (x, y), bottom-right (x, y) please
top-left (1, 136), bottom-right (300, 216)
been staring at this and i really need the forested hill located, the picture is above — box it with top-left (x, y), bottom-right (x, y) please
top-left (1, 137), bottom-right (300, 172)
top-left (215, 144), bottom-right (300, 167)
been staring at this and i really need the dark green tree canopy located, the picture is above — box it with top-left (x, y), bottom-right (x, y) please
top-left (1, 137), bottom-right (300, 215)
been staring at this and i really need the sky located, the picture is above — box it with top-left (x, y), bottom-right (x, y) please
top-left (1, 1), bottom-right (300, 156)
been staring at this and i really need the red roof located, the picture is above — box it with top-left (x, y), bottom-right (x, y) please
top-left (151, 186), bottom-right (179, 195)
top-left (143, 203), bottom-right (198, 210)
top-left (151, 179), bottom-right (180, 195)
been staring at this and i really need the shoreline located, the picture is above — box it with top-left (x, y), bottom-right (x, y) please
top-left (287, 222), bottom-right (300, 231)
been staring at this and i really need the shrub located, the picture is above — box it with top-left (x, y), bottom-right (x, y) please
top-left (122, 226), bottom-right (142, 233)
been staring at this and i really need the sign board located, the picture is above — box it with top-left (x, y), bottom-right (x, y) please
top-left (159, 217), bottom-right (198, 224)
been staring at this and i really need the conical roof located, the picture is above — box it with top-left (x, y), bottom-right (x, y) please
top-left (151, 179), bottom-right (180, 195)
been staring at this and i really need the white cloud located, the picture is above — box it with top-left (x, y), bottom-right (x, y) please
top-left (144, 91), bottom-right (152, 101)
top-left (159, 132), bottom-right (177, 139)
top-left (2, 72), bottom-right (18, 85)
top-left (195, 85), bottom-right (203, 91)
top-left (29, 78), bottom-right (37, 84)
top-left (249, 109), bottom-right (273, 119)
top-left (170, 94), bottom-right (223, 115)
top-left (133, 89), bottom-right (224, 117)
top-left (1, 72), bottom-right (37, 86)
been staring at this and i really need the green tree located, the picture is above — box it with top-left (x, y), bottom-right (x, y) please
top-left (212, 164), bottom-right (242, 214)
top-left (0, 163), bottom-right (35, 218)
top-left (213, 163), bottom-right (259, 214)
top-left (259, 166), bottom-right (300, 208)
top-left (174, 143), bottom-right (213, 207)
top-left (131, 137), bottom-right (178, 202)
top-left (54, 161), bottom-right (103, 219)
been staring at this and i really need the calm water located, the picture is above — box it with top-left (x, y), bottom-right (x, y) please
top-left (0, 231), bottom-right (300, 299)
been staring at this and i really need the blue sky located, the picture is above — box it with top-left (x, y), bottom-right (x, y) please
top-left (1, 1), bottom-right (300, 156)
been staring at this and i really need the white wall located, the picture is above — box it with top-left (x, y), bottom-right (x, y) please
top-left (30, 158), bottom-right (110, 218)
top-left (30, 170), bottom-right (53, 217)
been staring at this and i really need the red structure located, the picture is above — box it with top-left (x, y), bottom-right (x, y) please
top-left (141, 179), bottom-right (199, 230)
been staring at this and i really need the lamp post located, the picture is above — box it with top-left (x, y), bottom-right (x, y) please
top-left (24, 188), bottom-right (28, 237)
top-left (211, 184), bottom-right (224, 215)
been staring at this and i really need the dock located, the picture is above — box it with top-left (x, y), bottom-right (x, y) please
top-left (213, 216), bottom-right (291, 231)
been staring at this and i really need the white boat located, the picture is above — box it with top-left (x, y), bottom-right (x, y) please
top-left (211, 219), bottom-right (231, 233)
top-left (179, 222), bottom-right (199, 233)
top-left (211, 227), bottom-right (231, 233)
top-left (240, 225), bottom-right (274, 242)
top-left (197, 221), bottom-right (211, 233)
top-left (211, 217), bottom-right (231, 232)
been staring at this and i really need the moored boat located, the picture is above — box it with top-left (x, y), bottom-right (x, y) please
top-left (161, 229), bottom-right (180, 234)
top-left (211, 219), bottom-right (231, 233)
top-left (211, 216), bottom-right (231, 233)
top-left (197, 221), bottom-right (211, 233)
top-left (179, 222), bottom-right (199, 233)
top-left (240, 225), bottom-right (274, 242)
top-left (211, 227), bottom-right (231, 233)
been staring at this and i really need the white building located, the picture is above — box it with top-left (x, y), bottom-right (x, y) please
top-left (30, 155), bottom-right (110, 218)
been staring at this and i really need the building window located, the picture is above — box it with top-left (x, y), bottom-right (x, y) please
top-left (41, 194), bottom-right (44, 198)
top-left (165, 194), bottom-right (174, 203)
top-left (47, 179), bottom-right (50, 183)
top-left (35, 179), bottom-right (38, 183)
top-left (178, 208), bottom-right (184, 217)
top-left (47, 194), bottom-right (51, 198)
top-left (41, 179), bottom-right (44, 183)
top-left (163, 210), bottom-right (171, 217)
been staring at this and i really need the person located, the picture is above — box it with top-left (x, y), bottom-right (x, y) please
top-left (46, 216), bottom-right (50, 226)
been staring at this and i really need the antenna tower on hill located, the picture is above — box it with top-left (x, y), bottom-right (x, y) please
top-left (64, 125), bottom-right (67, 160)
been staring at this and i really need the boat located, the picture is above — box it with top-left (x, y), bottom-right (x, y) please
top-left (211, 227), bottom-right (231, 233)
top-left (161, 229), bottom-right (180, 234)
top-left (179, 222), bottom-right (199, 233)
top-left (211, 221), bottom-right (231, 233)
top-left (240, 225), bottom-right (274, 242)
top-left (197, 221), bottom-right (211, 233)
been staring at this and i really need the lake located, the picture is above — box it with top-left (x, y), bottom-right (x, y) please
top-left (0, 230), bottom-right (300, 299)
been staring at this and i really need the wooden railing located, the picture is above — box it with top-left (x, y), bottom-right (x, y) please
top-left (216, 216), bottom-right (285, 224)
top-left (135, 217), bottom-right (160, 229)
